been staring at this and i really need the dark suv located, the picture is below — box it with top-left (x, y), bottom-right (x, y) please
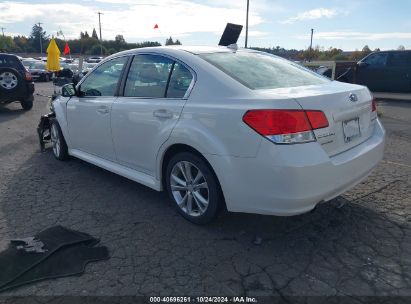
top-left (356, 50), bottom-right (411, 92)
top-left (0, 53), bottom-right (35, 110)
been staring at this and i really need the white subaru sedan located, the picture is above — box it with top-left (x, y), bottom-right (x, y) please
top-left (46, 46), bottom-right (385, 224)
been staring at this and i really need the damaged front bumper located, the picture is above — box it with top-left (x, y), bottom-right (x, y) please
top-left (37, 112), bottom-right (55, 152)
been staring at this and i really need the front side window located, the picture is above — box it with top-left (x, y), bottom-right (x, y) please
top-left (198, 52), bottom-right (329, 90)
top-left (364, 53), bottom-right (388, 67)
top-left (390, 52), bottom-right (411, 66)
top-left (80, 56), bottom-right (128, 96)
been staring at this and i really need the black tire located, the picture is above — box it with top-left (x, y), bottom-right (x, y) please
top-left (165, 152), bottom-right (223, 224)
top-left (0, 67), bottom-right (22, 93)
top-left (50, 120), bottom-right (68, 160)
top-left (20, 97), bottom-right (33, 110)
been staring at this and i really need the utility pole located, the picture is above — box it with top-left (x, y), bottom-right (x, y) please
top-left (0, 27), bottom-right (5, 37)
top-left (245, 0), bottom-right (249, 48)
top-left (97, 12), bottom-right (103, 55)
top-left (37, 22), bottom-right (43, 55)
top-left (309, 28), bottom-right (314, 62)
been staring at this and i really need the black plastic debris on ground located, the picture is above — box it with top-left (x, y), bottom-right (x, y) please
top-left (0, 226), bottom-right (109, 292)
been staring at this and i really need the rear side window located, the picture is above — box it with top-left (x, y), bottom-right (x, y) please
top-left (124, 55), bottom-right (194, 98)
top-left (167, 63), bottom-right (193, 98)
top-left (390, 52), bottom-right (411, 66)
top-left (364, 53), bottom-right (388, 67)
top-left (198, 52), bottom-right (329, 90)
top-left (124, 55), bottom-right (173, 98)
top-left (0, 55), bottom-right (23, 70)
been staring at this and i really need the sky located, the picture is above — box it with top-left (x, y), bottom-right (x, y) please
top-left (1, 0), bottom-right (411, 51)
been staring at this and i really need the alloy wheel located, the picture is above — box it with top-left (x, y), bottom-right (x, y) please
top-left (170, 161), bottom-right (209, 217)
top-left (0, 72), bottom-right (18, 90)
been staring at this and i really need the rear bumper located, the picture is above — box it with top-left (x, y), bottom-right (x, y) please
top-left (0, 81), bottom-right (34, 103)
top-left (207, 119), bottom-right (385, 216)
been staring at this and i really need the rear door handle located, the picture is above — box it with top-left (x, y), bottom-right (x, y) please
top-left (153, 109), bottom-right (173, 119)
top-left (97, 106), bottom-right (109, 114)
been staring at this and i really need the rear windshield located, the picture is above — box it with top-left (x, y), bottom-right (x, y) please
top-left (198, 52), bottom-right (329, 90)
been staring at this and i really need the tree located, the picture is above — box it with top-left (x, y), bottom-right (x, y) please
top-left (29, 23), bottom-right (48, 53)
top-left (362, 45), bottom-right (372, 55)
top-left (165, 36), bottom-right (181, 46)
top-left (88, 44), bottom-right (106, 55)
top-left (115, 34), bottom-right (125, 45)
top-left (92, 28), bottom-right (99, 40)
top-left (84, 31), bottom-right (90, 39)
top-left (398, 45), bottom-right (405, 51)
top-left (0, 36), bottom-right (16, 51)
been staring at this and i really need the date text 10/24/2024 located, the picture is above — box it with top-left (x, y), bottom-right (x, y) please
top-left (149, 297), bottom-right (258, 303)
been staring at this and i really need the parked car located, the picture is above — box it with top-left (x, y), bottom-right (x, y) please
top-left (27, 62), bottom-right (53, 82)
top-left (86, 56), bottom-right (104, 63)
top-left (0, 53), bottom-right (35, 110)
top-left (317, 50), bottom-right (411, 92)
top-left (356, 50), bottom-right (411, 92)
top-left (38, 46), bottom-right (385, 224)
top-left (21, 58), bottom-right (40, 69)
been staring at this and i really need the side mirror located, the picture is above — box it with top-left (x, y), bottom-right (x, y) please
top-left (61, 83), bottom-right (76, 97)
top-left (357, 61), bottom-right (368, 68)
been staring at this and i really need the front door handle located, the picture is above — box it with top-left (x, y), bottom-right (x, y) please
top-left (153, 109), bottom-right (173, 119)
top-left (97, 106), bottom-right (109, 114)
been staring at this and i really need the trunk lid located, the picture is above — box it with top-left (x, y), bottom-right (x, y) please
top-left (260, 81), bottom-right (376, 156)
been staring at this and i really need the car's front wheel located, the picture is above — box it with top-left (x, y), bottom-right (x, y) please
top-left (50, 121), bottom-right (68, 160)
top-left (165, 152), bottom-right (223, 224)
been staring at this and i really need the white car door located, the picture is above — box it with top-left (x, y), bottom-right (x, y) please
top-left (111, 54), bottom-right (194, 175)
top-left (67, 56), bottom-right (129, 161)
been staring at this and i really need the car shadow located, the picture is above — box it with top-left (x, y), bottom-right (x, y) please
top-left (0, 104), bottom-right (25, 124)
top-left (0, 148), bottom-right (409, 296)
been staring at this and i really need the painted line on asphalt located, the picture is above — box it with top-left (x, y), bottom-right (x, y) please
top-left (382, 160), bottom-right (411, 169)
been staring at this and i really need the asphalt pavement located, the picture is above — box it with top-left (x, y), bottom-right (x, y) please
top-left (0, 82), bottom-right (410, 299)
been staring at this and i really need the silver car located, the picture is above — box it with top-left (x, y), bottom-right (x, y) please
top-left (42, 46), bottom-right (385, 224)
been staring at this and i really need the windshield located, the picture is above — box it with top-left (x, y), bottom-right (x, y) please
top-left (198, 51), bottom-right (329, 90)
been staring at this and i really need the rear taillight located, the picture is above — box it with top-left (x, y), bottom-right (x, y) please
top-left (371, 98), bottom-right (377, 112)
top-left (25, 72), bottom-right (32, 81)
top-left (243, 109), bottom-right (329, 144)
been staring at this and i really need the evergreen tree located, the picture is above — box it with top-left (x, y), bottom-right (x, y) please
top-left (29, 23), bottom-right (48, 52)
top-left (165, 36), bottom-right (181, 46)
top-left (92, 28), bottom-right (99, 40)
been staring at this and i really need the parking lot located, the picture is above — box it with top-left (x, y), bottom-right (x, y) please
top-left (0, 82), bottom-right (410, 298)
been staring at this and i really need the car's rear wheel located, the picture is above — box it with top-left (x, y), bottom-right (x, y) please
top-left (165, 152), bottom-right (222, 224)
top-left (20, 98), bottom-right (33, 110)
top-left (50, 121), bottom-right (68, 160)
